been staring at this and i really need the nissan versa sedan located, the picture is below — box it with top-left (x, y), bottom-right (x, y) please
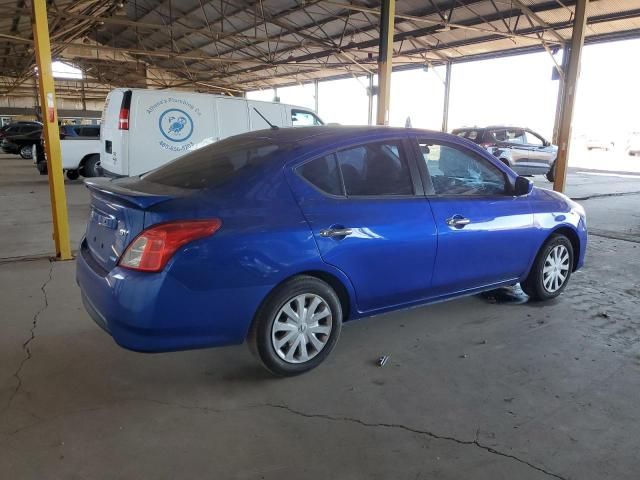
top-left (77, 126), bottom-right (587, 376)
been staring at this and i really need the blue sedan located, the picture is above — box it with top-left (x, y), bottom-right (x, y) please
top-left (77, 126), bottom-right (587, 375)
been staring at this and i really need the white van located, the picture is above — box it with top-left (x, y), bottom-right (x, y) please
top-left (100, 88), bottom-right (323, 177)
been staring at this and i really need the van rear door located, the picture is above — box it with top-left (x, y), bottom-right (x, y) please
top-left (100, 89), bottom-right (129, 176)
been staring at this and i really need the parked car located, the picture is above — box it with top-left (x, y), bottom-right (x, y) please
top-left (77, 126), bottom-right (587, 376)
top-left (1, 129), bottom-right (42, 158)
top-left (100, 88), bottom-right (324, 177)
top-left (452, 126), bottom-right (558, 182)
top-left (585, 137), bottom-right (615, 151)
top-left (35, 125), bottom-right (101, 179)
top-left (0, 121), bottom-right (42, 140)
top-left (626, 132), bottom-right (640, 156)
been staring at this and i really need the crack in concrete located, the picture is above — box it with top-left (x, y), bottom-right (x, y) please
top-left (265, 403), bottom-right (568, 480)
top-left (2, 259), bottom-right (54, 414)
top-left (571, 190), bottom-right (640, 201)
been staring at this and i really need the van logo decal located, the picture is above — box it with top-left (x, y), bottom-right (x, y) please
top-left (159, 108), bottom-right (193, 143)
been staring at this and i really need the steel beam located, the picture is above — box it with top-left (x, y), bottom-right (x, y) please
top-left (31, 0), bottom-right (72, 260)
top-left (367, 73), bottom-right (374, 126)
top-left (442, 61), bottom-right (452, 133)
top-left (553, 0), bottom-right (589, 193)
top-left (376, 0), bottom-right (395, 125)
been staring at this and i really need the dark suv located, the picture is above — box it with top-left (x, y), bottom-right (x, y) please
top-left (452, 126), bottom-right (557, 182)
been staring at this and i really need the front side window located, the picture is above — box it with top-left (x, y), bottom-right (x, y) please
top-left (525, 131), bottom-right (545, 146)
top-left (336, 141), bottom-right (413, 196)
top-left (291, 110), bottom-right (323, 127)
top-left (419, 141), bottom-right (506, 196)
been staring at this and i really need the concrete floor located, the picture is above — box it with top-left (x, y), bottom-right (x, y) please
top-left (1, 153), bottom-right (640, 479)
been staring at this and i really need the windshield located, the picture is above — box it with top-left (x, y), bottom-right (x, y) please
top-left (142, 136), bottom-right (283, 190)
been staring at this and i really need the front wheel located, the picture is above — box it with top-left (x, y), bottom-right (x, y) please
top-left (66, 170), bottom-right (79, 180)
top-left (546, 161), bottom-right (556, 182)
top-left (248, 276), bottom-right (342, 376)
top-left (521, 234), bottom-right (573, 301)
top-left (19, 145), bottom-right (33, 159)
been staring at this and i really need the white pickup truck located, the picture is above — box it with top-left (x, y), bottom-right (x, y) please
top-left (34, 125), bottom-right (101, 180)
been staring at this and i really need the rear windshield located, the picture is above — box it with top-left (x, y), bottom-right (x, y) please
top-left (142, 136), bottom-right (283, 189)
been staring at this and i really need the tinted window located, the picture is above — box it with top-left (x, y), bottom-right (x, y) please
top-left (298, 155), bottom-right (342, 195)
top-left (419, 141), bottom-right (506, 196)
top-left (143, 137), bottom-right (282, 189)
top-left (336, 141), bottom-right (413, 196)
top-left (291, 110), bottom-right (323, 126)
top-left (80, 127), bottom-right (100, 137)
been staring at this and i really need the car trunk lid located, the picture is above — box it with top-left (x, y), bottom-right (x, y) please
top-left (84, 177), bottom-right (175, 271)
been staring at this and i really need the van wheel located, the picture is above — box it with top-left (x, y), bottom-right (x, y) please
top-left (81, 154), bottom-right (101, 177)
top-left (521, 234), bottom-right (573, 301)
top-left (20, 145), bottom-right (33, 159)
top-left (248, 276), bottom-right (342, 376)
top-left (500, 158), bottom-right (510, 167)
top-left (66, 170), bottom-right (79, 180)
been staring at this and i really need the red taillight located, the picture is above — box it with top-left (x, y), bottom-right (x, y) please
top-left (119, 219), bottom-right (222, 272)
top-left (118, 108), bottom-right (130, 130)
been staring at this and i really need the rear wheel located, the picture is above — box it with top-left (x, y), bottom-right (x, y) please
top-left (248, 276), bottom-right (342, 376)
top-left (66, 170), bottom-right (79, 180)
top-left (19, 145), bottom-right (32, 159)
top-left (521, 234), bottom-right (573, 301)
top-left (81, 154), bottom-right (101, 177)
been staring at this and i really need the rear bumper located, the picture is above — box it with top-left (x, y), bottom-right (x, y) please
top-left (76, 239), bottom-right (266, 353)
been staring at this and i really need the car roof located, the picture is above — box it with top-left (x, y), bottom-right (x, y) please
top-left (230, 125), bottom-right (447, 149)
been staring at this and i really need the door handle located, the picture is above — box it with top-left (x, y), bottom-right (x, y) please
top-left (320, 227), bottom-right (353, 238)
top-left (446, 215), bottom-right (470, 229)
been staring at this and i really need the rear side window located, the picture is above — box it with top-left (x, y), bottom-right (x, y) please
top-left (298, 155), bottom-right (342, 195)
top-left (143, 136), bottom-right (282, 189)
top-left (336, 141), bottom-right (413, 196)
top-left (80, 127), bottom-right (100, 137)
top-left (455, 129), bottom-right (481, 142)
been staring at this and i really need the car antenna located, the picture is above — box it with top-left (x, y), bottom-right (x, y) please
top-left (253, 107), bottom-right (279, 130)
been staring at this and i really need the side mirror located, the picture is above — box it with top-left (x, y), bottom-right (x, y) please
top-left (514, 176), bottom-right (533, 196)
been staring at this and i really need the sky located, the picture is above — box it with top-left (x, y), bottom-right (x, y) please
top-left (248, 38), bottom-right (640, 142)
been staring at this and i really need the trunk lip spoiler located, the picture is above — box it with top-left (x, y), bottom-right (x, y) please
top-left (84, 177), bottom-right (174, 209)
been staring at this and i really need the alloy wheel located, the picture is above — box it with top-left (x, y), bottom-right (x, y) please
top-left (271, 293), bottom-right (333, 364)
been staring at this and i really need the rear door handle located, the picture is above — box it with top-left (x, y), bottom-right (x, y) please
top-left (446, 215), bottom-right (470, 229)
top-left (320, 227), bottom-right (353, 238)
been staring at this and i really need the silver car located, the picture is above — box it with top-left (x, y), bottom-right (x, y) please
top-left (453, 126), bottom-right (558, 182)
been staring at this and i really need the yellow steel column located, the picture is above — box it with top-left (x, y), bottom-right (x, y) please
top-left (553, 0), bottom-right (589, 193)
top-left (376, 0), bottom-right (395, 125)
top-left (31, 0), bottom-right (72, 260)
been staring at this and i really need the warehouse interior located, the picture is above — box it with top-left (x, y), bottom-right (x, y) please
top-left (1, 1), bottom-right (640, 478)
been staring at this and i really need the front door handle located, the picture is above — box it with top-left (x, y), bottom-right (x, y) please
top-left (320, 227), bottom-right (353, 238)
top-left (446, 215), bottom-right (470, 229)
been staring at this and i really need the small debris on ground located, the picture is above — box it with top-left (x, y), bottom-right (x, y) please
top-left (459, 354), bottom-right (468, 359)
top-left (597, 311), bottom-right (610, 319)
top-left (377, 355), bottom-right (390, 367)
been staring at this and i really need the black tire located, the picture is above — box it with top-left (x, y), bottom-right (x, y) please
top-left (521, 234), bottom-right (573, 302)
top-left (19, 145), bottom-right (33, 159)
top-left (66, 170), bottom-right (80, 180)
top-left (81, 154), bottom-right (101, 177)
top-left (500, 158), bottom-right (510, 167)
top-left (248, 275), bottom-right (343, 376)
top-left (546, 161), bottom-right (556, 182)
